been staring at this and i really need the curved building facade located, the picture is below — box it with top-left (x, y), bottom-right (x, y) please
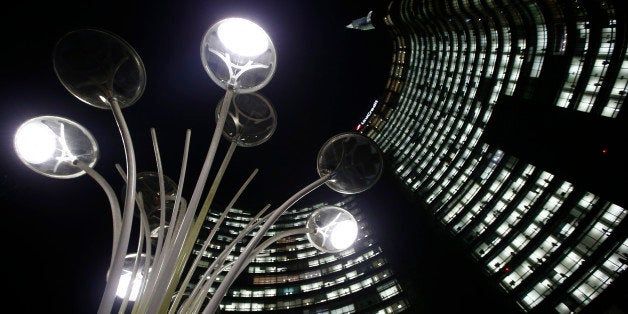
top-left (191, 196), bottom-right (409, 313)
top-left (359, 0), bottom-right (627, 313)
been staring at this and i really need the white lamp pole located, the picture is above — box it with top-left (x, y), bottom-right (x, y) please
top-left (13, 16), bottom-right (383, 314)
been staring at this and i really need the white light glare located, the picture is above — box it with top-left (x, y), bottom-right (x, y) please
top-left (14, 121), bottom-right (57, 164)
top-left (330, 220), bottom-right (358, 250)
top-left (217, 18), bottom-right (269, 57)
top-left (116, 271), bottom-right (143, 301)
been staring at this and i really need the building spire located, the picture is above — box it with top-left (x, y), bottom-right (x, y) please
top-left (346, 10), bottom-right (374, 30)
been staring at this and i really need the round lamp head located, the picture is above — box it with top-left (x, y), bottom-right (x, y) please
top-left (317, 132), bottom-right (384, 194)
top-left (201, 17), bottom-right (277, 93)
top-left (14, 115), bottom-right (99, 179)
top-left (123, 171), bottom-right (179, 238)
top-left (53, 28), bottom-right (146, 109)
top-left (217, 18), bottom-right (269, 57)
top-left (215, 92), bottom-right (277, 147)
top-left (306, 206), bottom-right (358, 253)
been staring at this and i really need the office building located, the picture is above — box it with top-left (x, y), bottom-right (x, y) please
top-left (358, 0), bottom-right (627, 313)
top-left (190, 196), bottom-right (409, 313)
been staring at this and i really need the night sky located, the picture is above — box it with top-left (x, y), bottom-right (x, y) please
top-left (1, 1), bottom-right (517, 313)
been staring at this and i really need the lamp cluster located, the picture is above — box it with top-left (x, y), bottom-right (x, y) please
top-left (14, 17), bottom-right (383, 314)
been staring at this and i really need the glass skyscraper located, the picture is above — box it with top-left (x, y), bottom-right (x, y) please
top-left (359, 0), bottom-right (627, 313)
top-left (190, 195), bottom-right (409, 313)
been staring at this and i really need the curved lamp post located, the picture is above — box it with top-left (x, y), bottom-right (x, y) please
top-left (13, 16), bottom-right (383, 314)
top-left (203, 131), bottom-right (382, 313)
top-left (152, 18), bottom-right (278, 313)
top-left (179, 205), bottom-right (359, 313)
top-left (51, 28), bottom-right (146, 314)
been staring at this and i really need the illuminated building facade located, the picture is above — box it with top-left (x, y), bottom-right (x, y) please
top-left (359, 0), bottom-right (627, 313)
top-left (192, 196), bottom-right (409, 313)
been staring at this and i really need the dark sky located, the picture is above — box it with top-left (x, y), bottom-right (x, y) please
top-left (0, 1), bottom-right (519, 313)
top-left (0, 0), bottom-right (391, 312)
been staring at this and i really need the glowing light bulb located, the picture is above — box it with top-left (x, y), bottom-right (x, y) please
top-left (217, 18), bottom-right (269, 57)
top-left (14, 121), bottom-right (57, 164)
top-left (116, 271), bottom-right (143, 301)
top-left (329, 219), bottom-right (358, 250)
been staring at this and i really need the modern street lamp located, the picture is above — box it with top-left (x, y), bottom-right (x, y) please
top-left (13, 17), bottom-right (383, 314)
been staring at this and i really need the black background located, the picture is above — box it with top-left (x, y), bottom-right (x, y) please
top-left (1, 1), bottom-right (519, 313)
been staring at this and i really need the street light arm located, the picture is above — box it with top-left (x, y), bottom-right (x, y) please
top-left (186, 227), bottom-right (314, 313)
top-left (74, 160), bottom-right (122, 271)
top-left (238, 227), bottom-right (314, 272)
top-left (170, 167), bottom-right (258, 312)
top-left (146, 129), bottom-right (192, 308)
top-left (98, 96), bottom-right (138, 314)
top-left (144, 88), bottom-right (234, 314)
top-left (118, 208), bottom-right (149, 314)
top-left (149, 128), bottom-right (167, 271)
top-left (169, 129), bottom-right (191, 239)
top-left (110, 169), bottom-right (155, 310)
top-left (130, 194), bottom-right (154, 314)
top-left (178, 205), bottom-right (272, 313)
top-left (203, 172), bottom-right (334, 313)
